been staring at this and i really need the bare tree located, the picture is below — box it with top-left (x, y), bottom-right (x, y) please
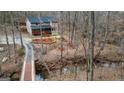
top-left (94, 12), bottom-right (110, 61)
top-left (38, 14), bottom-right (51, 78)
top-left (2, 12), bottom-right (11, 62)
top-left (87, 11), bottom-right (95, 81)
top-left (68, 11), bottom-right (71, 42)
top-left (10, 12), bottom-right (17, 63)
top-left (59, 11), bottom-right (64, 80)
top-left (70, 12), bottom-right (78, 44)
top-left (17, 12), bottom-right (23, 48)
top-left (67, 11), bottom-right (71, 55)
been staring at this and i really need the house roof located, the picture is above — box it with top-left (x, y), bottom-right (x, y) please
top-left (27, 16), bottom-right (56, 23)
top-left (31, 25), bottom-right (51, 30)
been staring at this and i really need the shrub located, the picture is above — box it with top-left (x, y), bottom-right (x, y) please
top-left (17, 48), bottom-right (24, 56)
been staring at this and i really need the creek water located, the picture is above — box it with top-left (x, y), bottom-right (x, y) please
top-left (35, 62), bottom-right (122, 81)
top-left (35, 73), bottom-right (44, 81)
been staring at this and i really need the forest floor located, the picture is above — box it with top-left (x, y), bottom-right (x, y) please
top-left (34, 31), bottom-right (124, 80)
top-left (45, 63), bottom-right (124, 81)
top-left (0, 44), bottom-right (24, 81)
top-left (34, 35), bottom-right (124, 63)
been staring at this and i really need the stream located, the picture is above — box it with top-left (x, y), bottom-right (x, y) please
top-left (35, 61), bottom-right (123, 81)
top-left (35, 73), bottom-right (44, 81)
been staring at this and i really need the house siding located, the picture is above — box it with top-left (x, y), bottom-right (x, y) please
top-left (26, 19), bottom-right (32, 35)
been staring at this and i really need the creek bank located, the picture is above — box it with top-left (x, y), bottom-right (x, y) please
top-left (35, 56), bottom-right (123, 80)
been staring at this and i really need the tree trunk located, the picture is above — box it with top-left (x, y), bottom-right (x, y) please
top-left (10, 12), bottom-right (17, 63)
top-left (68, 11), bottom-right (71, 44)
top-left (4, 25), bottom-right (11, 61)
top-left (60, 11), bottom-right (64, 80)
top-left (38, 15), bottom-right (51, 78)
top-left (17, 12), bottom-right (23, 48)
top-left (87, 11), bottom-right (95, 81)
top-left (94, 12), bottom-right (110, 61)
top-left (0, 62), bottom-right (1, 74)
top-left (67, 11), bottom-right (70, 55)
top-left (18, 22), bottom-right (23, 48)
top-left (71, 12), bottom-right (77, 44)
top-left (74, 63), bottom-right (78, 80)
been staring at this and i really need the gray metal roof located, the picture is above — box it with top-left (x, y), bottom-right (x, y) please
top-left (27, 16), bottom-right (56, 23)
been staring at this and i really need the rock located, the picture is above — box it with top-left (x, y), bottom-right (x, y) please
top-left (10, 73), bottom-right (19, 81)
top-left (103, 63), bottom-right (109, 68)
top-left (2, 57), bottom-right (8, 63)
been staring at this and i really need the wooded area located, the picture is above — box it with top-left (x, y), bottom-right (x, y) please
top-left (0, 11), bottom-right (124, 81)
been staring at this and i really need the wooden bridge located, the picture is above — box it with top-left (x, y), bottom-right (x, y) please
top-left (20, 42), bottom-right (35, 81)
